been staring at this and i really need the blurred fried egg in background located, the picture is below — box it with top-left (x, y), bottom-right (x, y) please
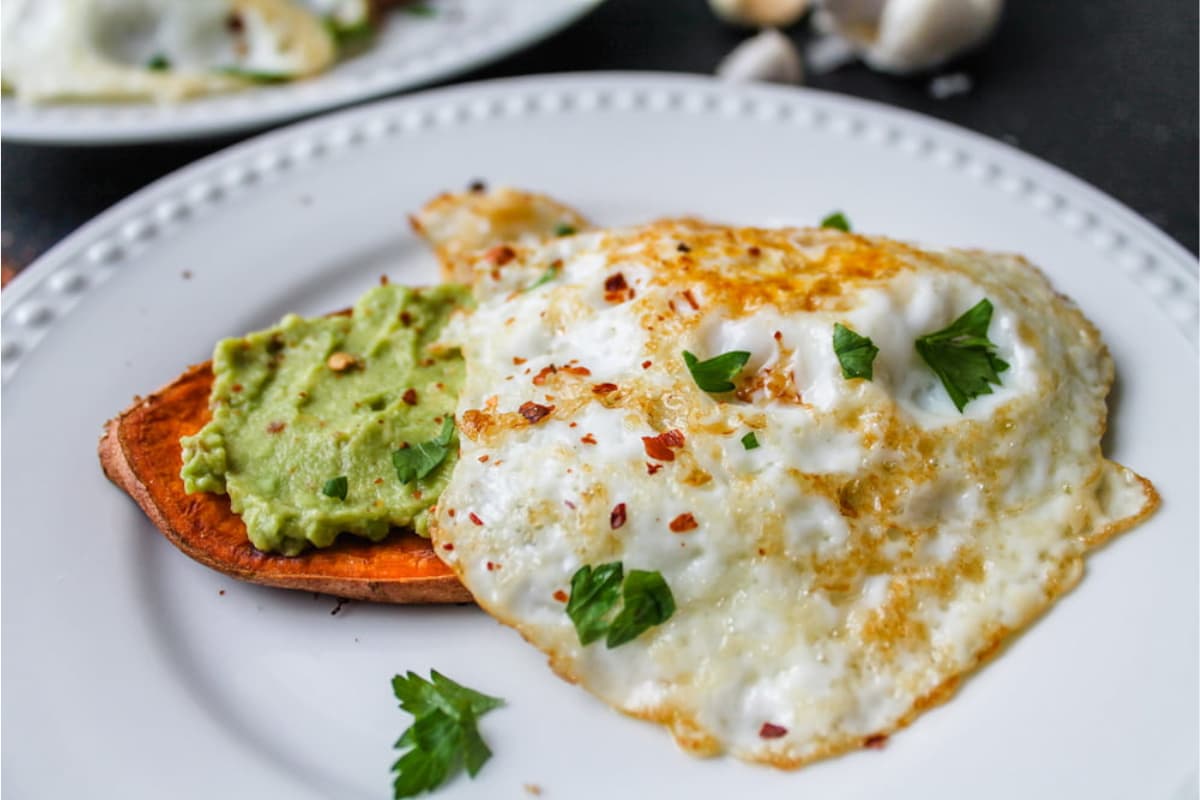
top-left (0, 0), bottom-right (392, 103)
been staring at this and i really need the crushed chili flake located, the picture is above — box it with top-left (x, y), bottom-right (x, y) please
top-left (484, 244), bottom-right (516, 266)
top-left (611, 503), bottom-right (627, 529)
top-left (669, 513), bottom-right (698, 533)
top-left (374, 477), bottom-right (384, 485)
top-left (774, 330), bottom-right (783, 342)
top-left (592, 382), bottom-right (619, 395)
top-left (379, 274), bottom-right (390, 285)
top-left (642, 429), bottom-right (685, 461)
top-left (469, 512), bottom-right (484, 526)
top-left (647, 462), bottom-right (663, 475)
top-left (604, 273), bottom-right (628, 292)
top-left (512, 356), bottom-right (527, 365)
top-left (478, 455), bottom-right (490, 463)
top-left (748, 246), bottom-right (762, 257)
top-left (442, 543), bottom-right (454, 551)
top-left (519, 402), bottom-right (554, 424)
top-left (400, 311), bottom-right (413, 326)
top-left (561, 365), bottom-right (591, 377)
top-left (266, 421), bottom-right (286, 434)
top-left (568, 421), bottom-right (578, 428)
top-left (580, 433), bottom-right (597, 445)
top-left (552, 590), bottom-right (568, 603)
top-left (642, 360), bottom-right (652, 369)
top-left (231, 383), bottom-right (243, 393)
top-left (682, 289), bottom-right (700, 310)
top-left (468, 179), bottom-right (487, 193)
top-left (447, 509), bottom-right (456, 517)
top-left (759, 723), bottom-right (788, 739)
top-left (864, 734), bottom-right (888, 750)
top-left (402, 388), bottom-right (418, 405)
top-left (486, 561), bottom-right (499, 571)
top-left (677, 242), bottom-right (691, 253)
top-left (532, 364), bottom-right (557, 385)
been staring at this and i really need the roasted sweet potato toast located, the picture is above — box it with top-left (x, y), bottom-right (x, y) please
top-left (99, 361), bottom-right (471, 604)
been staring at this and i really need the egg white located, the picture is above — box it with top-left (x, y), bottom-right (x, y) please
top-left (430, 215), bottom-right (1157, 767)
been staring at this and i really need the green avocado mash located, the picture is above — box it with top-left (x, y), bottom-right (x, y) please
top-left (180, 283), bottom-right (468, 555)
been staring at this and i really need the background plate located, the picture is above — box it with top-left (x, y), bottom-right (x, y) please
top-left (2, 74), bottom-right (1196, 799)
top-left (0, 0), bottom-right (599, 144)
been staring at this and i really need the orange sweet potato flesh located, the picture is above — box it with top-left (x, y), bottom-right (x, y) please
top-left (99, 362), bottom-right (472, 604)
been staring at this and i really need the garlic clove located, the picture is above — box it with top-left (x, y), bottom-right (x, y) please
top-left (814, 0), bottom-right (1003, 74)
top-left (715, 29), bottom-right (805, 85)
top-left (710, 0), bottom-right (811, 28)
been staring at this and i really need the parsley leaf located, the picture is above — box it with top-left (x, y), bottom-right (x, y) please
top-left (526, 265), bottom-right (559, 292)
top-left (220, 66), bottom-right (292, 84)
top-left (682, 350), bottom-right (751, 393)
top-left (566, 562), bottom-right (624, 645)
top-left (832, 323), bottom-right (879, 380)
top-left (820, 211), bottom-right (851, 231)
top-left (741, 432), bottom-right (760, 450)
top-left (321, 476), bottom-right (348, 500)
top-left (390, 671), bottom-right (503, 799)
top-left (392, 417), bottom-right (456, 484)
top-left (566, 563), bottom-right (675, 648)
top-left (554, 223), bottom-right (577, 236)
top-left (914, 299), bottom-right (1010, 412)
top-left (146, 54), bottom-right (171, 71)
top-left (606, 570), bottom-right (676, 648)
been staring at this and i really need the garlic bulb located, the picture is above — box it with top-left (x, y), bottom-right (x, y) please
top-left (709, 0), bottom-right (811, 28)
top-left (715, 29), bottom-right (804, 85)
top-left (813, 0), bottom-right (1003, 74)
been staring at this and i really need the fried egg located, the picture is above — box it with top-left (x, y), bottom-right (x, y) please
top-left (1, 0), bottom-right (336, 104)
top-left (429, 212), bottom-right (1157, 767)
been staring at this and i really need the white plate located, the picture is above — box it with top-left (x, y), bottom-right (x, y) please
top-left (2, 74), bottom-right (1196, 799)
top-left (0, 0), bottom-right (599, 144)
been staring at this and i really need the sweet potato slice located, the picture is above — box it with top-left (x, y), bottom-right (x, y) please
top-left (99, 362), bottom-right (471, 604)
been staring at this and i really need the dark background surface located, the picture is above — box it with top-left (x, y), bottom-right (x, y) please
top-left (3, 0), bottom-right (1197, 279)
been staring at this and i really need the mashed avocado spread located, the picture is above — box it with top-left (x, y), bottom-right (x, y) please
top-left (181, 283), bottom-right (468, 555)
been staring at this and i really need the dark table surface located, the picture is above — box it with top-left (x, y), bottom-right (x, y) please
top-left (3, 0), bottom-right (1197, 283)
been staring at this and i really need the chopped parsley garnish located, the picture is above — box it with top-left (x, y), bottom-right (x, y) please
top-left (832, 323), bottom-right (879, 380)
top-left (914, 299), bottom-right (1009, 412)
top-left (525, 265), bottom-right (559, 291)
top-left (145, 54), bottom-right (171, 71)
top-left (682, 350), bottom-right (751, 393)
top-left (566, 562), bottom-right (675, 648)
top-left (325, 18), bottom-right (375, 47)
top-left (321, 476), bottom-right (348, 500)
top-left (820, 211), bottom-right (852, 232)
top-left (565, 562), bottom-right (624, 645)
top-left (554, 223), bottom-right (577, 237)
top-left (392, 417), bottom-right (455, 484)
top-left (220, 67), bottom-right (292, 84)
top-left (741, 432), bottom-right (760, 450)
top-left (401, 2), bottom-right (436, 16)
top-left (390, 670), bottom-right (503, 798)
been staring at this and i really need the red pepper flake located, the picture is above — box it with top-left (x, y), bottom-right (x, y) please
top-left (400, 311), bottom-right (413, 326)
top-left (483, 244), bottom-right (516, 266)
top-left (379, 274), bottom-right (390, 285)
top-left (774, 330), bottom-right (783, 342)
top-left (592, 382), bottom-right (618, 395)
top-left (646, 462), bottom-right (663, 475)
top-left (747, 246), bottom-right (761, 257)
top-left (478, 455), bottom-right (490, 463)
top-left (610, 503), bottom-right (627, 529)
top-left (442, 543), bottom-right (454, 551)
top-left (512, 356), bottom-right (527, 366)
top-left (402, 388), bottom-right (418, 405)
top-left (682, 289), bottom-right (700, 310)
top-left (266, 421), bottom-right (286, 434)
top-left (374, 477), bottom-right (384, 485)
top-left (447, 509), bottom-right (456, 518)
top-left (759, 723), bottom-right (788, 739)
top-left (532, 364), bottom-right (557, 385)
top-left (669, 513), bottom-right (698, 533)
top-left (568, 421), bottom-right (578, 428)
top-left (486, 561), bottom-right (500, 571)
top-left (580, 433), bottom-right (597, 445)
top-left (641, 360), bottom-right (652, 369)
top-left (562, 365), bottom-right (592, 377)
top-left (519, 402), bottom-right (554, 424)
top-left (468, 179), bottom-right (487, 193)
top-left (603, 272), bottom-right (632, 303)
top-left (553, 589), bottom-right (568, 603)
top-left (230, 383), bottom-right (243, 393)
top-left (469, 512), bottom-right (484, 526)
top-left (642, 429), bottom-right (685, 461)
top-left (864, 734), bottom-right (888, 750)
top-left (564, 500), bottom-right (577, 510)
top-left (677, 242), bottom-right (691, 253)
